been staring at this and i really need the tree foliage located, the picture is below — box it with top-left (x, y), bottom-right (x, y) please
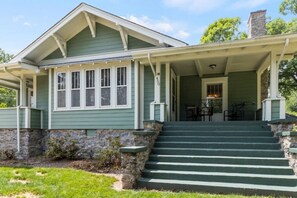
top-left (0, 48), bottom-right (15, 108)
top-left (279, 0), bottom-right (297, 15)
top-left (200, 17), bottom-right (247, 44)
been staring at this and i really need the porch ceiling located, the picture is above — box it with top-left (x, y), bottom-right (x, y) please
top-left (170, 52), bottom-right (269, 77)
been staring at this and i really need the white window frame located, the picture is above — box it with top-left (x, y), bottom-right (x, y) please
top-left (116, 66), bottom-right (129, 107)
top-left (55, 71), bottom-right (67, 110)
top-left (85, 69), bottom-right (96, 108)
top-left (99, 67), bottom-right (112, 108)
top-left (54, 64), bottom-right (131, 111)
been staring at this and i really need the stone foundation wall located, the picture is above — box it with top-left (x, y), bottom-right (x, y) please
top-left (0, 128), bottom-right (43, 159)
top-left (46, 129), bottom-right (135, 159)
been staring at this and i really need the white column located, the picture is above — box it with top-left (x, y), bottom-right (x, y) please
top-left (134, 61), bottom-right (140, 129)
top-left (20, 76), bottom-right (27, 106)
top-left (270, 53), bottom-right (278, 98)
top-left (33, 75), bottom-right (37, 108)
top-left (155, 62), bottom-right (161, 103)
top-left (48, 69), bottom-right (52, 130)
top-left (165, 63), bottom-right (170, 121)
top-left (139, 64), bottom-right (144, 128)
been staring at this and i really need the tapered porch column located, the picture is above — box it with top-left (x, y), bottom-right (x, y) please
top-left (19, 76), bottom-right (27, 106)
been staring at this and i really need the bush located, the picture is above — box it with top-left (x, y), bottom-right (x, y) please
top-left (96, 137), bottom-right (122, 168)
top-left (0, 149), bottom-right (15, 160)
top-left (46, 135), bottom-right (80, 160)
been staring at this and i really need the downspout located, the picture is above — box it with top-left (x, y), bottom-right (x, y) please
top-left (3, 67), bottom-right (22, 153)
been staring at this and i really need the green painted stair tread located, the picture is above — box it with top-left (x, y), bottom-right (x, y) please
top-left (160, 132), bottom-right (272, 137)
top-left (154, 141), bottom-right (280, 149)
top-left (164, 121), bottom-right (267, 125)
top-left (152, 147), bottom-right (284, 157)
top-left (137, 178), bottom-right (297, 196)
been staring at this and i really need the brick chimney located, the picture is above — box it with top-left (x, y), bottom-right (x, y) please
top-left (248, 10), bottom-right (267, 38)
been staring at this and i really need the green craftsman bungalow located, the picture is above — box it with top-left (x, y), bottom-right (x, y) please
top-left (1, 3), bottom-right (297, 196)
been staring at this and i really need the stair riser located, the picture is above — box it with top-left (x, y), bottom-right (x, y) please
top-left (142, 172), bottom-right (297, 187)
top-left (145, 164), bottom-right (294, 175)
top-left (152, 149), bottom-right (284, 157)
top-left (163, 126), bottom-right (270, 131)
top-left (164, 121), bottom-right (267, 126)
top-left (137, 180), bottom-right (297, 197)
top-left (148, 156), bottom-right (289, 166)
top-left (157, 137), bottom-right (278, 143)
top-left (154, 143), bottom-right (280, 150)
top-left (160, 132), bottom-right (272, 137)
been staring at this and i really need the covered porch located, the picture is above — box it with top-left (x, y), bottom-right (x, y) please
top-left (0, 62), bottom-right (45, 129)
top-left (134, 34), bottom-right (297, 125)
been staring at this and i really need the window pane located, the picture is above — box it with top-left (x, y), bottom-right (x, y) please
top-left (72, 72), bottom-right (80, 89)
top-left (86, 70), bottom-right (95, 88)
top-left (117, 67), bottom-right (127, 85)
top-left (101, 88), bottom-right (110, 106)
top-left (58, 91), bottom-right (66, 108)
top-left (58, 73), bottom-right (66, 90)
top-left (71, 90), bottom-right (80, 107)
top-left (101, 69), bottom-right (110, 87)
top-left (86, 89), bottom-right (95, 107)
top-left (117, 87), bottom-right (127, 105)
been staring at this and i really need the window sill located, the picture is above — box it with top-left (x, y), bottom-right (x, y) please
top-left (54, 106), bottom-right (132, 112)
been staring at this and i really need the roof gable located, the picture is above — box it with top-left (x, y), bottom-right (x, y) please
top-left (10, 3), bottom-right (187, 64)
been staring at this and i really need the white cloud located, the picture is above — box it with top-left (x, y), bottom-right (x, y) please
top-left (12, 15), bottom-right (32, 27)
top-left (175, 30), bottom-right (190, 39)
top-left (163, 0), bottom-right (226, 13)
top-left (231, 0), bottom-right (269, 9)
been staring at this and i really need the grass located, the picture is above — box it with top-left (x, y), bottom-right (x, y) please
top-left (0, 167), bottom-right (271, 198)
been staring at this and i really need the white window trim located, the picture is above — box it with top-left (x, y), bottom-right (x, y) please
top-left (54, 64), bottom-right (131, 111)
top-left (70, 70), bottom-right (81, 109)
top-left (116, 66), bottom-right (130, 107)
top-left (85, 69), bottom-right (96, 108)
top-left (99, 67), bottom-right (112, 108)
top-left (55, 72), bottom-right (67, 110)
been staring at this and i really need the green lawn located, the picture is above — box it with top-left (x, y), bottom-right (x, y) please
top-left (0, 167), bottom-right (270, 198)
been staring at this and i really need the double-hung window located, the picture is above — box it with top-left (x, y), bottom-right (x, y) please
top-left (100, 68), bottom-right (111, 107)
top-left (116, 67), bottom-right (127, 106)
top-left (71, 71), bottom-right (80, 107)
top-left (85, 70), bottom-right (95, 107)
top-left (57, 72), bottom-right (66, 108)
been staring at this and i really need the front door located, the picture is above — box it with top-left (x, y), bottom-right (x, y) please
top-left (170, 70), bottom-right (177, 121)
top-left (202, 77), bottom-right (228, 121)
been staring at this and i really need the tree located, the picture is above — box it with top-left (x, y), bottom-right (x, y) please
top-left (279, 0), bottom-right (297, 15)
top-left (0, 48), bottom-right (15, 108)
top-left (200, 17), bottom-right (247, 44)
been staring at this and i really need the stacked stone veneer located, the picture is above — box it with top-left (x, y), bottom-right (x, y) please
top-left (0, 129), bottom-right (43, 159)
top-left (271, 122), bottom-right (297, 174)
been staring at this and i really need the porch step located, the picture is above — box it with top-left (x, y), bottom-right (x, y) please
top-left (145, 162), bottom-right (294, 175)
top-left (152, 148), bottom-right (284, 157)
top-left (165, 121), bottom-right (266, 126)
top-left (137, 178), bottom-right (297, 197)
top-left (141, 170), bottom-right (297, 187)
top-left (160, 131), bottom-right (272, 137)
top-left (149, 155), bottom-right (290, 166)
top-left (157, 136), bottom-right (278, 143)
top-left (163, 126), bottom-right (270, 131)
top-left (154, 141), bottom-right (281, 150)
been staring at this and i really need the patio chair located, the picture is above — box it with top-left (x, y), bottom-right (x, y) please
top-left (224, 102), bottom-right (245, 121)
top-left (185, 105), bottom-right (197, 121)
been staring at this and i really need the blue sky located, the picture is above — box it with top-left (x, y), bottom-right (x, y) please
top-left (0, 0), bottom-right (295, 55)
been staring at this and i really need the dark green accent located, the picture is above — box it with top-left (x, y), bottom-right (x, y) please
top-left (276, 131), bottom-right (297, 137)
top-left (179, 75), bottom-right (201, 121)
top-left (269, 118), bottom-right (297, 124)
top-left (289, 148), bottom-right (297, 154)
top-left (44, 48), bottom-right (63, 60)
top-left (144, 66), bottom-right (154, 120)
top-left (228, 71), bottom-right (257, 120)
top-left (120, 146), bottom-right (147, 153)
top-left (128, 35), bottom-right (155, 50)
top-left (0, 108), bottom-right (17, 128)
top-left (154, 104), bottom-right (160, 121)
top-left (37, 75), bottom-right (48, 129)
top-left (30, 109), bottom-right (41, 129)
top-left (160, 65), bottom-right (166, 103)
top-left (133, 131), bottom-right (156, 136)
top-left (271, 100), bottom-right (280, 120)
top-left (86, 129), bottom-right (97, 137)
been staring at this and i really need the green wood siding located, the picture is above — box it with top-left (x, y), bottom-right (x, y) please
top-left (160, 65), bottom-right (166, 103)
top-left (0, 109), bottom-right (17, 128)
top-left (144, 66), bottom-right (154, 120)
top-left (179, 75), bottom-right (201, 121)
top-left (128, 36), bottom-right (154, 50)
top-left (271, 100), bottom-right (280, 120)
top-left (51, 64), bottom-right (135, 130)
top-left (228, 71), bottom-right (257, 120)
top-left (37, 75), bottom-right (48, 129)
top-left (154, 105), bottom-right (160, 121)
top-left (30, 109), bottom-right (41, 129)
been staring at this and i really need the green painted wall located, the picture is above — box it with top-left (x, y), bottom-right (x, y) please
top-left (228, 71), bottom-right (257, 120)
top-left (37, 75), bottom-right (48, 129)
top-left (144, 66), bottom-right (154, 120)
top-left (0, 108), bottom-right (26, 128)
top-left (51, 64), bottom-right (135, 130)
top-left (30, 109), bottom-right (41, 129)
top-left (45, 23), bottom-right (156, 60)
top-left (271, 100), bottom-right (280, 120)
top-left (179, 75), bottom-right (201, 121)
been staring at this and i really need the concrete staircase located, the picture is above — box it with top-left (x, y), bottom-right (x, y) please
top-left (138, 121), bottom-right (297, 196)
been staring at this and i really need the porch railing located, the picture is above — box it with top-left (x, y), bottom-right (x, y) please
top-left (0, 107), bottom-right (43, 129)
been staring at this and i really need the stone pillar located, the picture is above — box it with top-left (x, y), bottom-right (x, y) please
top-left (248, 10), bottom-right (267, 38)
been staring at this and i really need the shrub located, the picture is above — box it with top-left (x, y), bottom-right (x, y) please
top-left (46, 135), bottom-right (80, 160)
top-left (96, 137), bottom-right (122, 168)
top-left (0, 149), bottom-right (15, 160)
